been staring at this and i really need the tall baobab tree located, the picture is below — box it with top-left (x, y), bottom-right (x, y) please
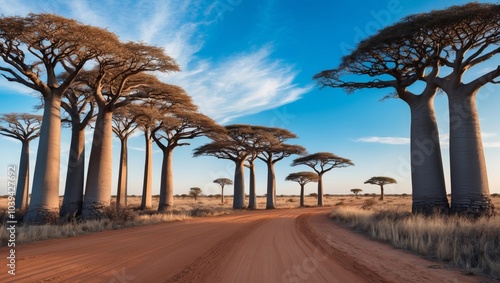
top-left (81, 42), bottom-right (180, 218)
top-left (255, 127), bottom-right (305, 209)
top-left (60, 81), bottom-right (95, 217)
top-left (313, 13), bottom-right (448, 214)
top-left (364, 176), bottom-right (397, 201)
top-left (193, 125), bottom-right (255, 209)
top-left (292, 152), bottom-right (354, 206)
top-left (213, 178), bottom-right (233, 204)
top-left (285, 172), bottom-right (318, 207)
top-left (0, 113), bottom-right (42, 210)
top-left (0, 13), bottom-right (120, 223)
top-left (152, 110), bottom-right (223, 211)
top-left (112, 106), bottom-right (139, 208)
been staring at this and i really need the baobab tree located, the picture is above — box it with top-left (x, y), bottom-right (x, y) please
top-left (292, 152), bottom-right (354, 206)
top-left (193, 125), bottom-right (255, 209)
top-left (285, 172), bottom-right (318, 207)
top-left (152, 110), bottom-right (223, 211)
top-left (351, 188), bottom-right (362, 199)
top-left (189, 187), bottom-right (202, 201)
top-left (0, 113), bottom-right (42, 210)
top-left (313, 12), bottom-right (448, 214)
top-left (364, 176), bottom-right (397, 201)
top-left (81, 42), bottom-right (180, 218)
top-left (0, 13), bottom-right (120, 223)
top-left (213, 178), bottom-right (233, 204)
top-left (255, 127), bottom-right (305, 209)
top-left (112, 106), bottom-right (139, 208)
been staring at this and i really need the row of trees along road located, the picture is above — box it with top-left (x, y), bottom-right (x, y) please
top-left (314, 3), bottom-right (500, 217)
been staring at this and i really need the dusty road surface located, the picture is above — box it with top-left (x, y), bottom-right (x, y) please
top-left (0, 207), bottom-right (485, 282)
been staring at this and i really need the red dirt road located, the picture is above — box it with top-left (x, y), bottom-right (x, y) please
top-left (0, 207), bottom-right (485, 282)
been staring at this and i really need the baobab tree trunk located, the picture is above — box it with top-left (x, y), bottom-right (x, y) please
top-left (248, 163), bottom-right (257, 209)
top-left (317, 174), bottom-right (324, 206)
top-left (265, 162), bottom-right (276, 209)
top-left (407, 95), bottom-right (449, 214)
top-left (60, 126), bottom-right (85, 217)
top-left (379, 185), bottom-right (384, 201)
top-left (233, 159), bottom-right (246, 209)
top-left (15, 141), bottom-right (30, 210)
top-left (299, 184), bottom-right (305, 207)
top-left (82, 110), bottom-right (114, 218)
top-left (158, 148), bottom-right (174, 211)
top-left (116, 138), bottom-right (128, 208)
top-left (25, 95), bottom-right (62, 224)
top-left (221, 186), bottom-right (225, 204)
top-left (140, 131), bottom-right (153, 210)
top-left (448, 90), bottom-right (493, 216)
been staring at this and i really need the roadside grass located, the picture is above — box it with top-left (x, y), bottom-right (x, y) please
top-left (330, 206), bottom-right (500, 279)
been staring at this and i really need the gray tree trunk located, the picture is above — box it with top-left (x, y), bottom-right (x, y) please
top-left (15, 141), bottom-right (30, 210)
top-left (140, 131), bottom-right (153, 210)
top-left (116, 138), bottom-right (128, 208)
top-left (265, 162), bottom-right (276, 209)
top-left (379, 185), bottom-right (384, 201)
top-left (448, 91), bottom-right (493, 216)
top-left (407, 95), bottom-right (449, 214)
top-left (82, 110), bottom-right (114, 218)
top-left (299, 184), bottom-right (305, 207)
top-left (221, 186), bottom-right (225, 204)
top-left (60, 125), bottom-right (85, 217)
top-left (158, 148), bottom-right (174, 211)
top-left (247, 163), bottom-right (257, 209)
top-left (233, 159), bottom-right (246, 209)
top-left (25, 95), bottom-right (62, 224)
top-left (317, 174), bottom-right (323, 206)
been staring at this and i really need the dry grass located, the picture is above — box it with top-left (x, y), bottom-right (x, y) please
top-left (330, 201), bottom-right (500, 279)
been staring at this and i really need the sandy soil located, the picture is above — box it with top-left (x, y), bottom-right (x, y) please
top-left (0, 207), bottom-right (488, 283)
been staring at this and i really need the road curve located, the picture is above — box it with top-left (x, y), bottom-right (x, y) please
top-left (0, 207), bottom-right (484, 282)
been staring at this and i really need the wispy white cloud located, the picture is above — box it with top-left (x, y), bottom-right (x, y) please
top-left (354, 136), bottom-right (410, 145)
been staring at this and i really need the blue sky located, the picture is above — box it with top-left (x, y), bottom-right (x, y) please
top-left (0, 0), bottom-right (499, 198)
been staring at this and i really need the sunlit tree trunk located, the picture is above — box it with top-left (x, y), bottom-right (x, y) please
top-left (141, 130), bottom-right (153, 210)
top-left (299, 184), bottom-right (305, 207)
top-left (233, 159), bottom-right (246, 209)
top-left (158, 148), bottom-right (174, 211)
top-left (15, 141), bottom-right (30, 210)
top-left (25, 95), bottom-right (62, 224)
top-left (116, 138), bottom-right (128, 208)
top-left (448, 90), bottom-right (493, 216)
top-left (247, 162), bottom-right (257, 209)
top-left (265, 162), bottom-right (276, 209)
top-left (407, 95), bottom-right (449, 214)
top-left (317, 173), bottom-right (323, 206)
top-left (60, 126), bottom-right (86, 217)
top-left (82, 110), bottom-right (114, 218)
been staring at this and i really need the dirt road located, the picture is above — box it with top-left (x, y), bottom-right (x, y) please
top-left (0, 207), bottom-right (484, 282)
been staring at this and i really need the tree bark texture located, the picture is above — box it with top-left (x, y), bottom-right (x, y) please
top-left (60, 126), bottom-right (85, 217)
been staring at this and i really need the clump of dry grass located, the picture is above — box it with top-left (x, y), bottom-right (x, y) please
top-left (330, 207), bottom-right (500, 279)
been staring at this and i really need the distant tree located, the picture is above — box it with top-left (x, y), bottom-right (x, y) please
top-left (285, 172), bottom-right (318, 207)
top-left (0, 113), bottom-right (42, 210)
top-left (189, 187), bottom-right (202, 201)
top-left (292, 152), bottom-right (354, 206)
top-left (213, 178), bottom-right (233, 204)
top-left (309, 193), bottom-right (318, 199)
top-left (402, 193), bottom-right (408, 199)
top-left (364, 176), bottom-right (397, 201)
top-left (351, 188), bottom-right (362, 199)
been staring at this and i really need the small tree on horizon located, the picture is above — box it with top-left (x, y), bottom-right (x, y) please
top-left (285, 172), bottom-right (318, 207)
top-left (364, 176), bottom-right (397, 201)
top-left (189, 187), bottom-right (202, 201)
top-left (213, 178), bottom-right (233, 204)
top-left (351, 188), bottom-right (362, 199)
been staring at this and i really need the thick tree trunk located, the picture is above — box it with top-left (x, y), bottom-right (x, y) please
top-left (60, 126), bottom-right (85, 217)
top-left (158, 148), bottom-right (174, 211)
top-left (82, 110), bottom-right (114, 218)
top-left (379, 185), bottom-right (384, 201)
top-left (317, 174), bottom-right (323, 207)
top-left (116, 138), bottom-right (128, 208)
top-left (15, 141), bottom-right (30, 210)
top-left (299, 184), bottom-right (305, 207)
top-left (25, 95), bottom-right (62, 224)
top-left (448, 91), bottom-right (493, 216)
top-left (140, 131), bottom-right (153, 210)
top-left (247, 163), bottom-right (257, 209)
top-left (265, 162), bottom-right (276, 209)
top-left (233, 159), bottom-right (246, 209)
top-left (408, 95), bottom-right (449, 214)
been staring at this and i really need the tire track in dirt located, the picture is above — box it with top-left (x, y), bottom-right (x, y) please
top-left (296, 213), bottom-right (390, 283)
top-left (165, 217), bottom-right (270, 282)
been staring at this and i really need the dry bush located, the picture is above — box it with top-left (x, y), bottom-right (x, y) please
top-left (330, 207), bottom-right (500, 279)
